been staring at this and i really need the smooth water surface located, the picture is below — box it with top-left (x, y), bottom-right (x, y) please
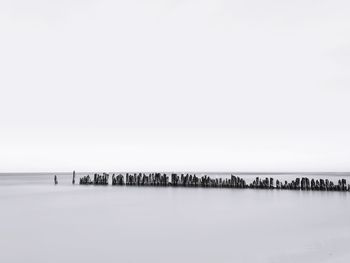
top-left (0, 173), bottom-right (349, 263)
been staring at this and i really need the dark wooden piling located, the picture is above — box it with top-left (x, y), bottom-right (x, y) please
top-left (342, 179), bottom-right (347, 191)
top-left (72, 170), bottom-right (76, 185)
top-left (311, 179), bottom-right (315, 190)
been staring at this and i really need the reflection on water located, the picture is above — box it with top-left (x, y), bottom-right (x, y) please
top-left (0, 173), bottom-right (349, 263)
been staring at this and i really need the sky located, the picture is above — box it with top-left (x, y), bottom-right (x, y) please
top-left (0, 0), bottom-right (349, 172)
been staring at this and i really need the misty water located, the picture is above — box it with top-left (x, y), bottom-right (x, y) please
top-left (0, 173), bottom-right (349, 263)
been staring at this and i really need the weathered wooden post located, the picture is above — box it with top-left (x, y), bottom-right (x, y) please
top-left (295, 178), bottom-right (300, 190)
top-left (342, 179), bottom-right (347, 191)
top-left (72, 170), bottom-right (76, 184)
top-left (311, 179), bottom-right (315, 190)
top-left (337, 180), bottom-right (342, 191)
top-left (301, 178), bottom-right (304, 190)
top-left (320, 179), bottom-right (325, 191)
top-left (325, 179), bottom-right (330, 191)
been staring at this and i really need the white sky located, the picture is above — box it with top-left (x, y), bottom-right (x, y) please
top-left (0, 0), bottom-right (349, 172)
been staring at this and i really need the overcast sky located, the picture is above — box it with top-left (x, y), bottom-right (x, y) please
top-left (0, 0), bottom-right (349, 172)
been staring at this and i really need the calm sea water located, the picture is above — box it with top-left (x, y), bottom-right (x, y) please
top-left (0, 173), bottom-right (349, 263)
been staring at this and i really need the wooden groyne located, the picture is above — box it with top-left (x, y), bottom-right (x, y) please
top-left (77, 172), bottom-right (350, 192)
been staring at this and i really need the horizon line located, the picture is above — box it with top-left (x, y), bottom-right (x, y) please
top-left (1, 171), bottom-right (350, 175)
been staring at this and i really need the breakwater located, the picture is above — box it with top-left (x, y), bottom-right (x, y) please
top-left (76, 172), bottom-right (350, 192)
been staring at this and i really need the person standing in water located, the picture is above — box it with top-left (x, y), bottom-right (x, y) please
top-left (54, 175), bottom-right (58, 185)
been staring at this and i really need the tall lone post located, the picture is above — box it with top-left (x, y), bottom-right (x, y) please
top-left (72, 170), bottom-right (76, 185)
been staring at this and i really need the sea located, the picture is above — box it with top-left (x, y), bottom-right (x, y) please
top-left (0, 172), bottom-right (349, 263)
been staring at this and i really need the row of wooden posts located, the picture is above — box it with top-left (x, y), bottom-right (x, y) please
top-left (66, 172), bottom-right (350, 192)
